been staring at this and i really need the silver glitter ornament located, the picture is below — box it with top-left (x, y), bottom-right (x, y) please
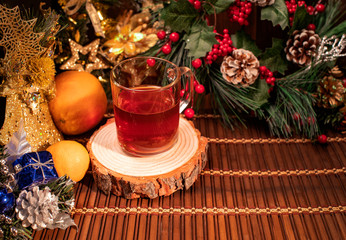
top-left (16, 186), bottom-right (76, 230)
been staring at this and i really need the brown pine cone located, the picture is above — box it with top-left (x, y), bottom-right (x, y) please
top-left (220, 49), bottom-right (259, 87)
top-left (285, 29), bottom-right (321, 65)
top-left (317, 76), bottom-right (345, 108)
top-left (249, 0), bottom-right (275, 7)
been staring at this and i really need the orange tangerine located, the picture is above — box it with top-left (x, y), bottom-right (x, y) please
top-left (47, 140), bottom-right (90, 182)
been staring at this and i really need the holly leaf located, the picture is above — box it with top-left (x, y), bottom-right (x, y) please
top-left (184, 21), bottom-right (219, 59)
top-left (289, 5), bottom-right (312, 34)
top-left (204, 0), bottom-right (235, 14)
top-left (250, 79), bottom-right (270, 106)
top-left (259, 38), bottom-right (289, 75)
top-left (261, 0), bottom-right (289, 30)
top-left (231, 31), bottom-right (261, 56)
top-left (160, 0), bottom-right (199, 32)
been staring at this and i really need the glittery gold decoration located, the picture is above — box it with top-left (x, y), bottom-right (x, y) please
top-left (60, 39), bottom-right (110, 72)
top-left (0, 4), bottom-right (63, 151)
top-left (62, 0), bottom-right (104, 38)
top-left (27, 57), bottom-right (56, 88)
top-left (0, 92), bottom-right (63, 151)
top-left (0, 5), bottom-right (46, 85)
top-left (101, 11), bottom-right (159, 64)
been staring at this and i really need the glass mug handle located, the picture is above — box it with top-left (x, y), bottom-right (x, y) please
top-left (179, 67), bottom-right (194, 113)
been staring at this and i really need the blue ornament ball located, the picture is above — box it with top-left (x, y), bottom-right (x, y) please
top-left (0, 188), bottom-right (15, 214)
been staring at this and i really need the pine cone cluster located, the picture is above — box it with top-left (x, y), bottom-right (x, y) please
top-left (16, 186), bottom-right (60, 230)
top-left (249, 0), bottom-right (275, 7)
top-left (317, 67), bottom-right (345, 108)
top-left (285, 29), bottom-right (321, 65)
top-left (220, 49), bottom-right (259, 87)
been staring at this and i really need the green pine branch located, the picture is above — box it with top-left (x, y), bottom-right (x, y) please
top-left (315, 0), bottom-right (346, 37)
top-left (42, 176), bottom-right (75, 212)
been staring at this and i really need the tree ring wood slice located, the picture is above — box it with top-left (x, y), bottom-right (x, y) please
top-left (87, 117), bottom-right (208, 199)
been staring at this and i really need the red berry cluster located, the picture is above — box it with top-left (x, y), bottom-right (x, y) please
top-left (285, 1), bottom-right (326, 26)
top-left (156, 31), bottom-right (180, 55)
top-left (227, 0), bottom-right (252, 26)
top-left (259, 66), bottom-right (276, 85)
top-left (206, 29), bottom-right (234, 64)
top-left (180, 79), bottom-right (205, 98)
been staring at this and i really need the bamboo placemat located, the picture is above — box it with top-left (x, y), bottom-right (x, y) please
top-left (33, 115), bottom-right (346, 239)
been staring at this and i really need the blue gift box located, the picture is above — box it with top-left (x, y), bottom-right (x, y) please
top-left (12, 151), bottom-right (58, 190)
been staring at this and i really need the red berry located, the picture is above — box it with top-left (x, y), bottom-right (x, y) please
top-left (315, 4), bottom-right (325, 13)
top-left (161, 44), bottom-right (171, 54)
top-left (342, 78), bottom-right (346, 88)
top-left (245, 8), bottom-right (251, 15)
top-left (188, 0), bottom-right (194, 4)
top-left (223, 29), bottom-right (229, 34)
top-left (146, 58), bottom-right (156, 67)
top-left (259, 66), bottom-right (267, 73)
top-left (307, 24), bottom-right (316, 31)
top-left (307, 116), bottom-right (315, 125)
top-left (184, 108), bottom-right (195, 119)
top-left (317, 134), bottom-right (328, 144)
top-left (267, 71), bottom-right (273, 77)
top-left (306, 6), bottom-right (313, 12)
top-left (169, 32), bottom-right (180, 42)
top-left (157, 30), bottom-right (166, 40)
top-left (265, 77), bottom-right (275, 85)
top-left (192, 58), bottom-right (202, 69)
top-left (195, 84), bottom-right (205, 94)
top-left (193, 0), bottom-right (201, 9)
top-left (193, 80), bottom-right (198, 88)
top-left (268, 87), bottom-right (274, 94)
top-left (298, 1), bottom-right (304, 7)
top-left (293, 113), bottom-right (301, 121)
top-left (180, 89), bottom-right (185, 97)
top-left (238, 17), bottom-right (245, 25)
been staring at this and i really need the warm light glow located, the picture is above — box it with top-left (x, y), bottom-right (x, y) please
top-left (97, 11), bottom-right (104, 21)
top-left (109, 47), bottom-right (124, 55)
top-left (131, 32), bottom-right (144, 42)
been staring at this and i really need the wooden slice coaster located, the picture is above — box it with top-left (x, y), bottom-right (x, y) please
top-left (87, 117), bottom-right (208, 199)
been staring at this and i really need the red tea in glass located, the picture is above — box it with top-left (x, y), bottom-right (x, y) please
top-left (111, 57), bottom-right (194, 155)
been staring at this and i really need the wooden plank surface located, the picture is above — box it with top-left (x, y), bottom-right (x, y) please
top-left (33, 115), bottom-right (346, 239)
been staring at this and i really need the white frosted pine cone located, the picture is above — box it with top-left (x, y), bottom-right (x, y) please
top-left (220, 49), bottom-right (260, 87)
top-left (285, 29), bottom-right (321, 66)
top-left (15, 186), bottom-right (60, 230)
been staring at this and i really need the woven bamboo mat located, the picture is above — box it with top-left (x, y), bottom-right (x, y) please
top-left (33, 115), bottom-right (346, 240)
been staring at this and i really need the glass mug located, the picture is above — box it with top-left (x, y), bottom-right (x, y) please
top-left (110, 57), bottom-right (194, 155)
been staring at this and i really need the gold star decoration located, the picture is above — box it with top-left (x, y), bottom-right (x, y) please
top-left (60, 39), bottom-right (109, 72)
